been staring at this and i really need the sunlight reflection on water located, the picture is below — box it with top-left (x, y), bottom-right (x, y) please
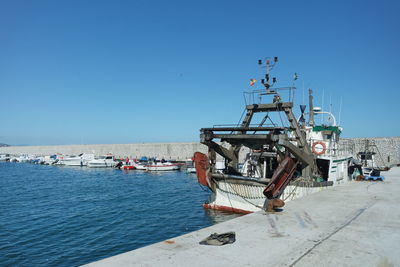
top-left (0, 162), bottom-right (243, 267)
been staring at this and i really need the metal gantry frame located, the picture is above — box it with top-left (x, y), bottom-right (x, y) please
top-left (200, 101), bottom-right (315, 180)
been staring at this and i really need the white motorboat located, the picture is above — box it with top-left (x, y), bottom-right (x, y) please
top-left (87, 155), bottom-right (115, 168)
top-left (61, 153), bottom-right (95, 166)
top-left (131, 157), bottom-right (150, 170)
top-left (60, 155), bottom-right (82, 166)
top-left (9, 156), bottom-right (18, 162)
top-left (131, 162), bottom-right (148, 170)
top-left (0, 154), bottom-right (10, 161)
top-left (42, 155), bottom-right (59, 165)
top-left (145, 160), bottom-right (181, 171)
top-left (16, 155), bottom-right (30, 163)
top-left (185, 158), bottom-right (196, 173)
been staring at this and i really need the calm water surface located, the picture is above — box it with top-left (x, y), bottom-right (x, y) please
top-left (0, 162), bottom-right (241, 266)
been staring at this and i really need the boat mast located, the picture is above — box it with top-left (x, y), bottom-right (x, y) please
top-left (308, 88), bottom-right (314, 127)
top-left (260, 57), bottom-right (278, 94)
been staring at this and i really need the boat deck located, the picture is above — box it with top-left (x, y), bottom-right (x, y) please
top-left (85, 168), bottom-right (400, 267)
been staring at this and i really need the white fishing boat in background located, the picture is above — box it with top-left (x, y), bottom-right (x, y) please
top-left (87, 154), bottom-right (115, 168)
top-left (356, 139), bottom-right (388, 178)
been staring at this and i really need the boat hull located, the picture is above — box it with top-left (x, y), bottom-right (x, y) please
top-left (205, 178), bottom-right (337, 213)
top-left (62, 159), bottom-right (84, 166)
top-left (146, 164), bottom-right (180, 171)
top-left (87, 162), bottom-right (114, 168)
top-left (204, 154), bottom-right (352, 214)
top-left (186, 167), bottom-right (196, 173)
top-left (121, 165), bottom-right (136, 170)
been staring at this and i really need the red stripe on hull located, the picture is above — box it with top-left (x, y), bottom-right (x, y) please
top-left (145, 164), bottom-right (180, 168)
top-left (122, 166), bottom-right (136, 170)
top-left (203, 203), bottom-right (253, 214)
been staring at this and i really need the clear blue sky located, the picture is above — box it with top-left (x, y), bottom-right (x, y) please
top-left (1, 0), bottom-right (399, 145)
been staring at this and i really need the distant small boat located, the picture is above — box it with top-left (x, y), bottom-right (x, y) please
top-left (16, 155), bottom-right (30, 163)
top-left (185, 158), bottom-right (196, 173)
top-left (41, 155), bottom-right (58, 165)
top-left (145, 160), bottom-right (181, 171)
top-left (87, 155), bottom-right (115, 168)
top-left (131, 157), bottom-right (150, 170)
top-left (132, 162), bottom-right (148, 170)
top-left (61, 153), bottom-right (95, 166)
top-left (0, 154), bottom-right (10, 161)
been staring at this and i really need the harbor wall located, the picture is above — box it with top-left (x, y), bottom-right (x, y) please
top-left (340, 137), bottom-right (400, 167)
top-left (1, 137), bottom-right (400, 165)
top-left (0, 143), bottom-right (208, 161)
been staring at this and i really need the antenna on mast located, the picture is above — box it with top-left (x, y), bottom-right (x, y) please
top-left (321, 89), bottom-right (325, 124)
top-left (309, 88), bottom-right (314, 127)
top-left (338, 96), bottom-right (343, 125)
top-left (258, 57), bottom-right (278, 94)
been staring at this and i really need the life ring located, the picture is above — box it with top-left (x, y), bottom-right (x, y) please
top-left (312, 141), bottom-right (326, 155)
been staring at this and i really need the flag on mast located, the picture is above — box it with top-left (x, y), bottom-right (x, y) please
top-left (293, 73), bottom-right (298, 81)
top-left (250, 79), bottom-right (256, 86)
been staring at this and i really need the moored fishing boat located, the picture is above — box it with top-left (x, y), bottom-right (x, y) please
top-left (194, 57), bottom-right (353, 213)
top-left (355, 139), bottom-right (387, 180)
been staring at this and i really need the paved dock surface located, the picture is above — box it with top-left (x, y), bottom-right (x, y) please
top-left (85, 168), bottom-right (400, 267)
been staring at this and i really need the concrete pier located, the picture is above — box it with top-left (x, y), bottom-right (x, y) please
top-left (85, 167), bottom-right (400, 266)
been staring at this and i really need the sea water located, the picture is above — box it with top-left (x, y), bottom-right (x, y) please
top-left (0, 162), bottom-right (241, 266)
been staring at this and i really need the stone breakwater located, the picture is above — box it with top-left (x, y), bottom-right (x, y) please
top-left (340, 137), bottom-right (400, 167)
top-left (0, 143), bottom-right (207, 161)
top-left (1, 137), bottom-right (399, 165)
